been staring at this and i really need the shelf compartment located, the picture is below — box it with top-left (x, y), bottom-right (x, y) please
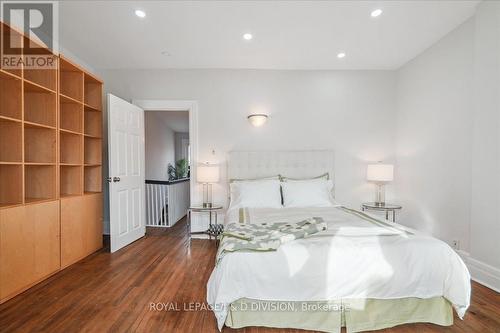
top-left (60, 165), bottom-right (82, 197)
top-left (60, 96), bottom-right (83, 133)
top-left (60, 58), bottom-right (84, 102)
top-left (24, 81), bottom-right (57, 127)
top-left (0, 23), bottom-right (23, 78)
top-left (84, 107), bottom-right (102, 137)
top-left (24, 65), bottom-right (57, 92)
top-left (84, 137), bottom-right (102, 165)
top-left (22, 37), bottom-right (58, 89)
top-left (0, 164), bottom-right (23, 207)
top-left (84, 166), bottom-right (102, 193)
top-left (24, 124), bottom-right (56, 163)
top-left (0, 118), bottom-right (22, 163)
top-left (60, 131), bottom-right (82, 165)
top-left (25, 165), bottom-right (56, 202)
top-left (84, 74), bottom-right (102, 110)
top-left (0, 71), bottom-right (22, 119)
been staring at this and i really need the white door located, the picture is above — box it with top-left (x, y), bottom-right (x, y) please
top-left (108, 94), bottom-right (146, 252)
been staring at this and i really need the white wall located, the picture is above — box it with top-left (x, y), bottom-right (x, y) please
top-left (395, 19), bottom-right (474, 251)
top-left (396, 1), bottom-right (500, 291)
top-left (469, 1), bottom-right (500, 289)
top-left (100, 69), bottom-right (397, 230)
top-left (144, 112), bottom-right (176, 180)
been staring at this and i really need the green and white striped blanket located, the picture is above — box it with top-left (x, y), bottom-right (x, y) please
top-left (216, 216), bottom-right (326, 265)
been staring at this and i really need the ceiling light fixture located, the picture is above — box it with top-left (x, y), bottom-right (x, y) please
top-left (243, 33), bottom-right (253, 41)
top-left (371, 9), bottom-right (383, 17)
top-left (337, 52), bottom-right (346, 59)
top-left (247, 114), bottom-right (268, 127)
top-left (135, 9), bottom-right (146, 18)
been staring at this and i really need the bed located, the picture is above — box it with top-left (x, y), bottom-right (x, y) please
top-left (207, 151), bottom-right (470, 333)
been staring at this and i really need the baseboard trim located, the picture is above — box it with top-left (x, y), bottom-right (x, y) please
top-left (457, 250), bottom-right (500, 293)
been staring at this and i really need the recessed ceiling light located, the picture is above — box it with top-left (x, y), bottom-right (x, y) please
top-left (135, 9), bottom-right (146, 18)
top-left (243, 33), bottom-right (253, 41)
top-left (337, 52), bottom-right (346, 59)
top-left (371, 9), bottom-right (383, 17)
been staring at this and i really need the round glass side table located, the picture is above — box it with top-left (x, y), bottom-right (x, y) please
top-left (188, 205), bottom-right (223, 244)
top-left (361, 202), bottom-right (402, 222)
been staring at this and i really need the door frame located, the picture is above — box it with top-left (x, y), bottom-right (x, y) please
top-left (132, 100), bottom-right (198, 211)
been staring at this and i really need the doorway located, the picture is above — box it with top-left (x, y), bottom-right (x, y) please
top-left (144, 110), bottom-right (190, 228)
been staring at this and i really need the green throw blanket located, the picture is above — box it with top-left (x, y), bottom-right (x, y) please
top-left (216, 216), bottom-right (326, 265)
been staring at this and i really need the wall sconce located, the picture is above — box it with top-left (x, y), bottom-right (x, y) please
top-left (247, 114), bottom-right (268, 127)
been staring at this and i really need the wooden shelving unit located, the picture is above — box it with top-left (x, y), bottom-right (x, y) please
top-left (0, 23), bottom-right (104, 303)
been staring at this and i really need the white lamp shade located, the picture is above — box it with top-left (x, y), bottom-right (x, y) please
top-left (367, 164), bottom-right (394, 182)
top-left (197, 164), bottom-right (220, 183)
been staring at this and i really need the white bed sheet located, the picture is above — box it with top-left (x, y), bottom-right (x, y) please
top-left (207, 206), bottom-right (471, 330)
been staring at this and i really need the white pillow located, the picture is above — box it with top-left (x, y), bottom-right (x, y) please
top-left (281, 179), bottom-right (335, 207)
top-left (229, 179), bottom-right (282, 209)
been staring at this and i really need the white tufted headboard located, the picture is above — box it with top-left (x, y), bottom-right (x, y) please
top-left (227, 150), bottom-right (335, 195)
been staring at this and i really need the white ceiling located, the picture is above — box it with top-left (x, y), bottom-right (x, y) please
top-left (59, 1), bottom-right (479, 70)
top-left (148, 111), bottom-right (189, 133)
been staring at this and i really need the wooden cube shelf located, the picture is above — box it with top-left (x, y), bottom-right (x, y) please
top-left (84, 166), bottom-right (102, 193)
top-left (84, 74), bottom-right (102, 110)
top-left (60, 58), bottom-right (83, 102)
top-left (24, 124), bottom-right (56, 164)
top-left (60, 132), bottom-right (82, 165)
top-left (24, 81), bottom-right (57, 127)
top-left (60, 165), bottom-right (82, 197)
top-left (84, 137), bottom-right (102, 165)
top-left (0, 118), bottom-right (22, 163)
top-left (84, 107), bottom-right (102, 137)
top-left (25, 165), bottom-right (56, 203)
top-left (0, 71), bottom-right (22, 120)
top-left (61, 96), bottom-right (83, 133)
top-left (0, 22), bottom-right (104, 305)
top-left (0, 164), bottom-right (23, 207)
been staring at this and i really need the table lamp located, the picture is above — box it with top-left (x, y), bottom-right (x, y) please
top-left (367, 163), bottom-right (394, 206)
top-left (197, 163), bottom-right (219, 207)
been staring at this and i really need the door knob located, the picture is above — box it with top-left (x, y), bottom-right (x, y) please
top-left (113, 177), bottom-right (121, 182)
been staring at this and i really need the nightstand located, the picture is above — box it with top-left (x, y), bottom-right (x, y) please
top-left (188, 205), bottom-right (223, 244)
top-left (361, 202), bottom-right (402, 222)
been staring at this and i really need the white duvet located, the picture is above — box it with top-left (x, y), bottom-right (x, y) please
top-left (207, 206), bottom-right (471, 331)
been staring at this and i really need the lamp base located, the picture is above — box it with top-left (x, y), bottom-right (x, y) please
top-left (202, 183), bottom-right (213, 208)
top-left (375, 183), bottom-right (386, 206)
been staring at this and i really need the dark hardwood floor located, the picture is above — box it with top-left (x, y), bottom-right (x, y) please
top-left (1, 218), bottom-right (499, 333)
